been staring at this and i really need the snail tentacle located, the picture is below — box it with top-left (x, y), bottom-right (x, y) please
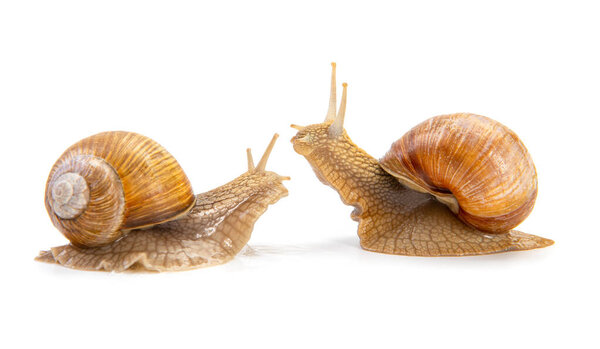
top-left (324, 62), bottom-right (337, 122)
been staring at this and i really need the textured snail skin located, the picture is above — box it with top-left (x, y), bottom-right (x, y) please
top-left (292, 124), bottom-right (553, 256)
top-left (37, 169), bottom-right (288, 272)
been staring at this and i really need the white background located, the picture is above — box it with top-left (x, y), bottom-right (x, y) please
top-left (1, 1), bottom-right (598, 348)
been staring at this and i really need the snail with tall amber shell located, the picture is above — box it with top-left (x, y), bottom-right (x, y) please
top-left (37, 131), bottom-right (289, 271)
top-left (291, 63), bottom-right (553, 256)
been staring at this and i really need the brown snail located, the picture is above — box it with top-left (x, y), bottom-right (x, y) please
top-left (291, 63), bottom-right (553, 256)
top-left (37, 131), bottom-right (289, 271)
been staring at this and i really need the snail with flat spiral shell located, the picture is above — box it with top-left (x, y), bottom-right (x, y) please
top-left (37, 131), bottom-right (289, 272)
top-left (291, 63), bottom-right (553, 256)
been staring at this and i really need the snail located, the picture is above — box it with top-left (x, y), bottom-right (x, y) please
top-left (36, 131), bottom-right (289, 272)
top-left (291, 63), bottom-right (554, 256)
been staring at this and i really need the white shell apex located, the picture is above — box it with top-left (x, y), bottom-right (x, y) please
top-left (50, 172), bottom-right (90, 219)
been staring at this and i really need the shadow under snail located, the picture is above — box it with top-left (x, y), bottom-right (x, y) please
top-left (36, 131), bottom-right (289, 272)
top-left (291, 63), bottom-right (554, 256)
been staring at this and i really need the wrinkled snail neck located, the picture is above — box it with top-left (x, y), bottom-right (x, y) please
top-left (295, 63), bottom-right (428, 219)
top-left (309, 132), bottom-right (405, 209)
top-left (159, 133), bottom-right (288, 255)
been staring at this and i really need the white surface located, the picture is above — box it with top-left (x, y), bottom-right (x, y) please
top-left (1, 1), bottom-right (598, 348)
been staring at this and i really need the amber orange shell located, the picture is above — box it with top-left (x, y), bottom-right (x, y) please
top-left (45, 131), bottom-right (196, 247)
top-left (379, 113), bottom-right (537, 233)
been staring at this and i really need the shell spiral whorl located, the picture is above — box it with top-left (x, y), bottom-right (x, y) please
top-left (45, 155), bottom-right (126, 247)
top-left (44, 131), bottom-right (196, 248)
top-left (49, 172), bottom-right (90, 219)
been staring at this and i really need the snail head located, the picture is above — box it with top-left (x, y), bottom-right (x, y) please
top-left (291, 62), bottom-right (349, 156)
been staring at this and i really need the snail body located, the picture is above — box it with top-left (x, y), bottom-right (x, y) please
top-left (291, 63), bottom-right (553, 256)
top-left (37, 132), bottom-right (288, 272)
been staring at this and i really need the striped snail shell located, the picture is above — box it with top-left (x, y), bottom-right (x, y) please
top-left (45, 131), bottom-right (196, 247)
top-left (379, 113), bottom-right (537, 233)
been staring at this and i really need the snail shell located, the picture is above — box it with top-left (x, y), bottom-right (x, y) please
top-left (380, 113), bottom-right (537, 233)
top-left (45, 131), bottom-right (196, 247)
